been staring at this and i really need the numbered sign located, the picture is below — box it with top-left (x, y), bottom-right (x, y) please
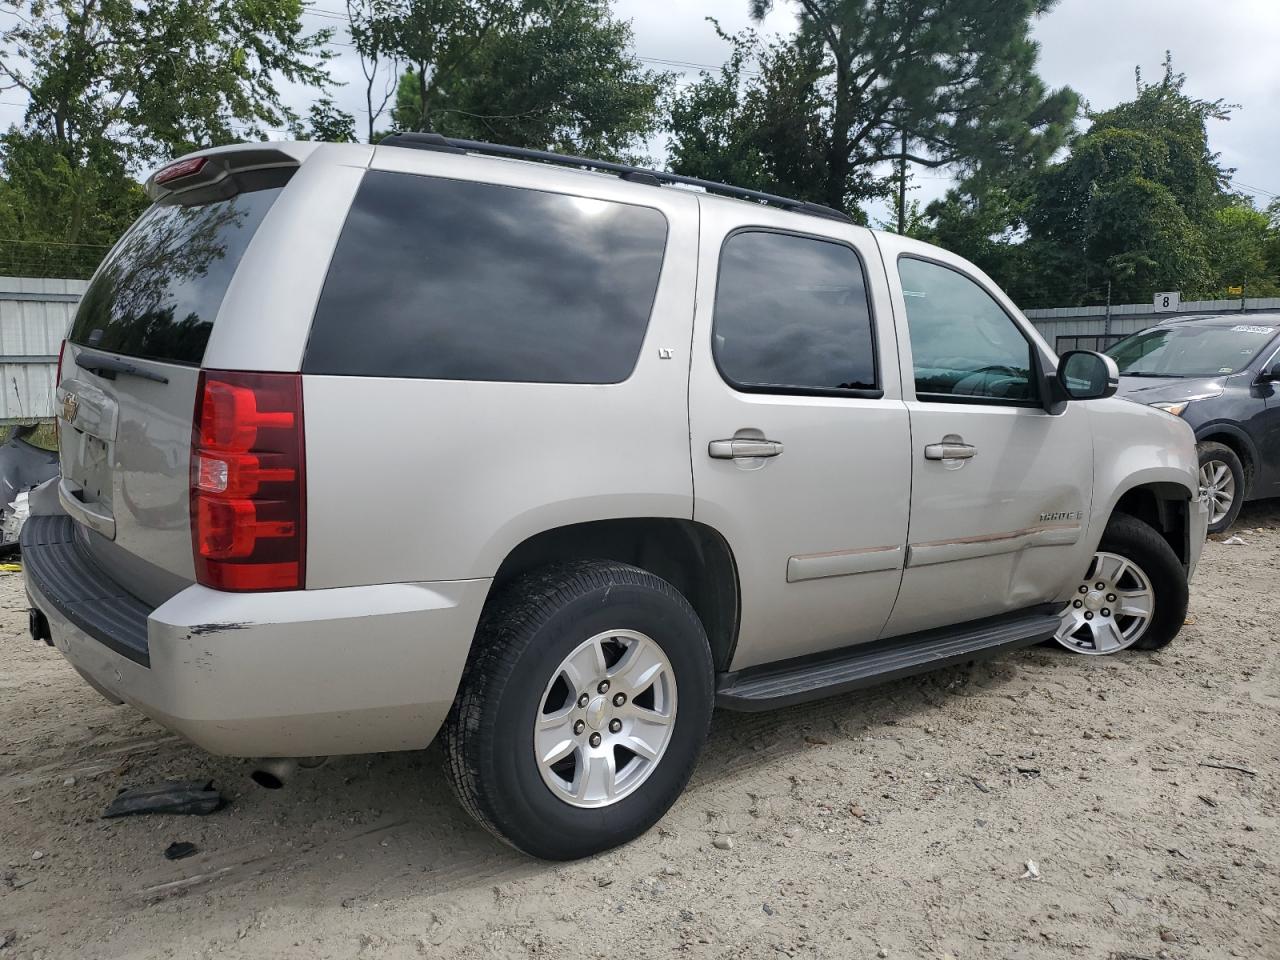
top-left (1154, 291), bottom-right (1180, 312)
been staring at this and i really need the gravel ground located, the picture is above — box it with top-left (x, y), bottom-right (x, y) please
top-left (1, 503), bottom-right (1278, 960)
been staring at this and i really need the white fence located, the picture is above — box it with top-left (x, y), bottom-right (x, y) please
top-left (0, 276), bottom-right (88, 423)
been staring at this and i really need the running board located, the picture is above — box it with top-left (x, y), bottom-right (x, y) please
top-left (716, 607), bottom-right (1060, 712)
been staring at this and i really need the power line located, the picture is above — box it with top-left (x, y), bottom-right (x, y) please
top-left (1230, 179), bottom-right (1278, 201)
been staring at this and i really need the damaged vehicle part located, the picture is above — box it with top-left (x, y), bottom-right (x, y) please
top-left (0, 425), bottom-right (57, 550)
top-left (102, 781), bottom-right (226, 818)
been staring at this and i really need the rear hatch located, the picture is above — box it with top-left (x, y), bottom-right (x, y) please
top-left (57, 159), bottom-right (292, 606)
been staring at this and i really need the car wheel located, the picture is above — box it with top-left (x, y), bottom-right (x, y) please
top-left (1054, 514), bottom-right (1188, 655)
top-left (442, 560), bottom-right (714, 860)
top-left (1198, 441), bottom-right (1245, 534)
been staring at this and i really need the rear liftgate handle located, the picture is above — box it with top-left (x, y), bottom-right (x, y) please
top-left (708, 439), bottom-right (784, 460)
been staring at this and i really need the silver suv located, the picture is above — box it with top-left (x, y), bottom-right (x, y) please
top-left (25, 135), bottom-right (1209, 859)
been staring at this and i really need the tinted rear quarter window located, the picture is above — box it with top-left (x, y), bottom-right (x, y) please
top-left (304, 172), bottom-right (669, 383)
top-left (70, 177), bottom-right (285, 365)
top-left (712, 230), bottom-right (877, 394)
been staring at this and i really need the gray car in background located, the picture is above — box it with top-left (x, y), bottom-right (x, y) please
top-left (1107, 314), bottom-right (1280, 533)
top-left (24, 136), bottom-right (1208, 859)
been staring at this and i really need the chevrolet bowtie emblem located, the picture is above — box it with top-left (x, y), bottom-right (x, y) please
top-left (61, 393), bottom-right (79, 424)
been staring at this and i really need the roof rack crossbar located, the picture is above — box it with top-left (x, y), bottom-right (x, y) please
top-left (378, 132), bottom-right (853, 224)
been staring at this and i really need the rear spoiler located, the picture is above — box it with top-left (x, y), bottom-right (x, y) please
top-left (144, 142), bottom-right (322, 202)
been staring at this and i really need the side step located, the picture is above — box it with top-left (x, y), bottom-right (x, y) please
top-left (716, 606), bottom-right (1060, 712)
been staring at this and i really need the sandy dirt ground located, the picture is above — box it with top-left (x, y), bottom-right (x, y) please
top-left (1, 503), bottom-right (1278, 960)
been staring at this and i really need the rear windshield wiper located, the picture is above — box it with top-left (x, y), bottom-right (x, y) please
top-left (74, 351), bottom-right (170, 385)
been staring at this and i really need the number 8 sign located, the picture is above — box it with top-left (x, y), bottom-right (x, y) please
top-left (1154, 291), bottom-right (1181, 312)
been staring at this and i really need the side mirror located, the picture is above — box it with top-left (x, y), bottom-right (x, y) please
top-left (1056, 350), bottom-right (1119, 401)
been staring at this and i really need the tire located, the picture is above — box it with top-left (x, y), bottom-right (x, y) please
top-left (442, 560), bottom-right (714, 860)
top-left (1054, 513), bottom-right (1188, 654)
top-left (1198, 441), bottom-right (1246, 534)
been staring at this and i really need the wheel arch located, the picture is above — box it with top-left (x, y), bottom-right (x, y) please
top-left (487, 518), bottom-right (741, 672)
top-left (1195, 424), bottom-right (1257, 491)
top-left (1106, 480), bottom-right (1196, 569)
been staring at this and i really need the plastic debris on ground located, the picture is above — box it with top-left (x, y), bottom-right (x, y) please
top-left (102, 781), bottom-right (227, 819)
top-left (163, 841), bottom-right (199, 860)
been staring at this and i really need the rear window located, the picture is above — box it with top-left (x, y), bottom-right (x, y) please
top-left (303, 171), bottom-right (668, 383)
top-left (69, 173), bottom-right (286, 365)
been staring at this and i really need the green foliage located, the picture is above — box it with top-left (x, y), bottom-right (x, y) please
top-left (368, 0), bottom-right (668, 160)
top-left (0, 0), bottom-right (333, 277)
top-left (916, 181), bottom-right (1031, 284)
top-left (290, 98), bottom-right (358, 143)
top-left (1204, 204), bottom-right (1280, 297)
top-left (0, 130), bottom-right (146, 277)
top-left (668, 0), bottom-right (1078, 215)
top-left (922, 56), bottom-right (1279, 307)
top-left (1, 0), bottom-right (334, 164)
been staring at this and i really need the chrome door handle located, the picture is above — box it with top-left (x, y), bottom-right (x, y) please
top-left (709, 439), bottom-right (784, 460)
top-left (924, 442), bottom-right (977, 461)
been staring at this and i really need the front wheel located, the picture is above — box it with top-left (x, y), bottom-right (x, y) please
top-left (442, 561), bottom-right (714, 860)
top-left (1198, 441), bottom-right (1245, 534)
top-left (1054, 514), bottom-right (1188, 655)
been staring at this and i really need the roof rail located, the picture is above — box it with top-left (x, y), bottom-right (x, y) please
top-left (377, 132), bottom-right (853, 224)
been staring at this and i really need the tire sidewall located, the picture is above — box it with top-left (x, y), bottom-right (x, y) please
top-left (479, 579), bottom-right (712, 859)
top-left (1097, 516), bottom-right (1189, 651)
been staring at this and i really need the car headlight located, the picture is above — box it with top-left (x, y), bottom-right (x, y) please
top-left (1152, 400), bottom-right (1190, 416)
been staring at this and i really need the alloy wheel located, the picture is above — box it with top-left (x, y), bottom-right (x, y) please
top-left (1199, 459), bottom-right (1237, 527)
top-left (534, 629), bottom-right (677, 808)
top-left (1055, 551), bottom-right (1155, 655)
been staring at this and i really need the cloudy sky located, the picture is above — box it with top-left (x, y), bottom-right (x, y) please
top-left (2, 0), bottom-right (1278, 218)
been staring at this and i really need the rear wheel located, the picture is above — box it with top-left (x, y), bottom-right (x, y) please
top-left (442, 561), bottom-right (714, 860)
top-left (1054, 514), bottom-right (1188, 654)
top-left (1198, 441), bottom-right (1245, 534)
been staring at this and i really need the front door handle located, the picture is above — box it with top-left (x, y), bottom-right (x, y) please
top-left (924, 441), bottom-right (977, 461)
top-left (709, 439), bottom-right (784, 460)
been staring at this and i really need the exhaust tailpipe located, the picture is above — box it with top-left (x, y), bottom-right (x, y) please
top-left (249, 756), bottom-right (327, 790)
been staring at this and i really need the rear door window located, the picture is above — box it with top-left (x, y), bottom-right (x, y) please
top-left (712, 230), bottom-right (879, 395)
top-left (69, 174), bottom-right (286, 365)
top-left (304, 172), bottom-right (669, 383)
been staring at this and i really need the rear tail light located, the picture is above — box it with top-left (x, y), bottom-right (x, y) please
top-left (191, 371), bottom-right (306, 591)
top-left (56, 339), bottom-right (66, 384)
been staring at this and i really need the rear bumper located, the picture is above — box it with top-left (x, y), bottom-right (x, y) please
top-left (23, 516), bottom-right (490, 757)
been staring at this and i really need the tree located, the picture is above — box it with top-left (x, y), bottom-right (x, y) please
top-left (1204, 204), bottom-right (1280, 298)
top-left (1018, 58), bottom-right (1234, 304)
top-left (0, 129), bottom-right (146, 276)
top-left (1, 0), bottom-right (335, 166)
top-left (916, 180), bottom-right (1030, 285)
top-left (367, 0), bottom-right (667, 159)
top-left (0, 0), bottom-right (334, 276)
top-left (920, 57), bottom-right (1254, 307)
top-left (667, 26), bottom-right (852, 209)
top-left (347, 0), bottom-right (401, 143)
top-left (290, 98), bottom-right (358, 143)
top-left (1266, 200), bottom-right (1280, 283)
top-left (668, 0), bottom-right (1077, 216)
